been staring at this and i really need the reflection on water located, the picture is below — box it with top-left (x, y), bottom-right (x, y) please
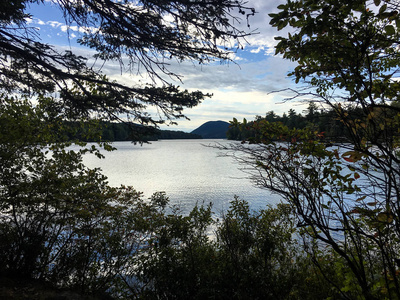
top-left (81, 139), bottom-right (279, 214)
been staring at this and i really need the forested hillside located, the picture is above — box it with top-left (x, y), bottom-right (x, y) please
top-left (191, 120), bottom-right (230, 138)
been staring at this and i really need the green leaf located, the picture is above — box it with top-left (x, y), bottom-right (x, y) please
top-left (385, 25), bottom-right (395, 35)
top-left (379, 4), bottom-right (387, 15)
top-left (356, 195), bottom-right (367, 202)
top-left (377, 212), bottom-right (394, 224)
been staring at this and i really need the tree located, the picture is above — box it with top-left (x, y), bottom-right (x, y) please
top-left (0, 96), bottom-right (345, 298)
top-left (137, 197), bottom-right (335, 300)
top-left (224, 0), bottom-right (400, 299)
top-left (0, 96), bottom-right (143, 294)
top-left (265, 110), bottom-right (278, 122)
top-left (1, 0), bottom-right (255, 137)
top-left (304, 102), bottom-right (319, 124)
top-left (0, 0), bottom-right (256, 296)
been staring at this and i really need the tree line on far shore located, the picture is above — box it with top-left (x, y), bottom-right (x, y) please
top-left (227, 102), bottom-right (400, 142)
top-left (88, 122), bottom-right (201, 142)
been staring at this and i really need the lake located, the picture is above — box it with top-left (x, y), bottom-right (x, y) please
top-left (81, 139), bottom-right (280, 214)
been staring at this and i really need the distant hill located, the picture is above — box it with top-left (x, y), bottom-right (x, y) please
top-left (190, 121), bottom-right (230, 139)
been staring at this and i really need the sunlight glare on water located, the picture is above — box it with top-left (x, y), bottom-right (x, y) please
top-left (81, 139), bottom-right (279, 214)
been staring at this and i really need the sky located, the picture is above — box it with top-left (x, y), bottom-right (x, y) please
top-left (25, 0), bottom-right (308, 132)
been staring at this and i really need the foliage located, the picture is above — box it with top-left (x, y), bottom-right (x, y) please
top-left (0, 97), bottom-right (334, 298)
top-left (0, 0), bottom-right (255, 137)
top-left (8, 0), bottom-right (400, 298)
top-left (136, 197), bottom-right (337, 300)
top-left (0, 96), bottom-right (152, 295)
top-left (226, 104), bottom-right (348, 141)
top-left (214, 199), bottom-right (310, 300)
top-left (0, 96), bottom-right (326, 299)
top-left (222, 0), bottom-right (400, 299)
top-left (0, 0), bottom-right (257, 297)
top-left (0, 95), bottom-right (357, 299)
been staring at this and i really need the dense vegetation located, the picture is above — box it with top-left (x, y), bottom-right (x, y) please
top-left (0, 96), bottom-right (333, 299)
top-left (222, 0), bottom-right (400, 299)
top-left (2, 0), bottom-right (400, 299)
top-left (226, 104), bottom-right (347, 141)
top-left (0, 95), bottom-right (338, 298)
top-left (227, 102), bottom-right (400, 143)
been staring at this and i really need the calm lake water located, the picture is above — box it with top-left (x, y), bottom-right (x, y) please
top-left (82, 139), bottom-right (279, 214)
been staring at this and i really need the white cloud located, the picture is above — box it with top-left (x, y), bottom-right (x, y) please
top-left (60, 25), bottom-right (68, 32)
top-left (160, 88), bottom-right (306, 132)
top-left (48, 21), bottom-right (63, 28)
top-left (250, 46), bottom-right (264, 54)
top-left (30, 0), bottom-right (306, 132)
top-left (60, 25), bottom-right (87, 33)
top-left (231, 0), bottom-right (295, 59)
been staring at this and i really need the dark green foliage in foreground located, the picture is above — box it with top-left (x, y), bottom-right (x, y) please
top-left (0, 96), bottom-right (143, 293)
top-left (0, 97), bottom-right (339, 299)
top-left (222, 0), bottom-right (400, 299)
top-left (138, 198), bottom-right (336, 300)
